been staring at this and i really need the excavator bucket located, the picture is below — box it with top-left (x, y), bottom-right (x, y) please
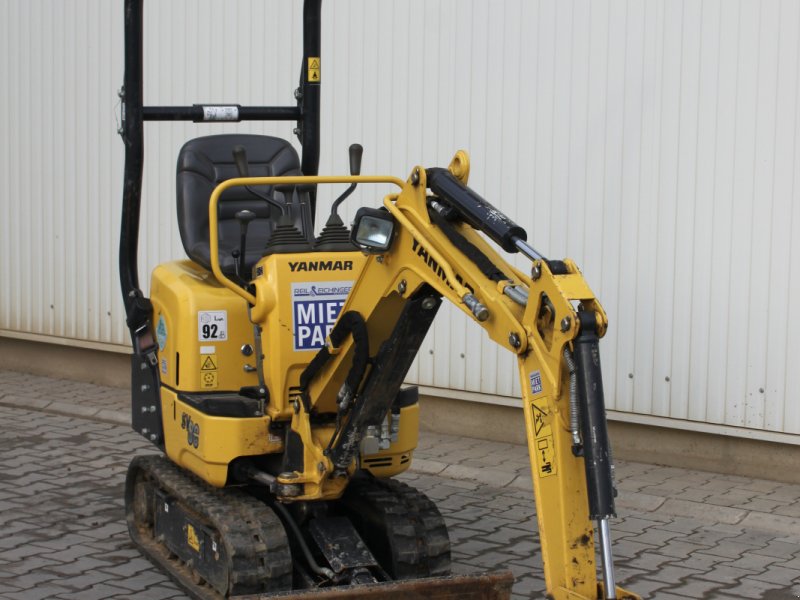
top-left (238, 571), bottom-right (515, 600)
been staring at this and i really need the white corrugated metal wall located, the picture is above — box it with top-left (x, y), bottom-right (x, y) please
top-left (1, 1), bottom-right (799, 442)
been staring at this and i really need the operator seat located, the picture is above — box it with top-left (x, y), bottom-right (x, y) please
top-left (176, 134), bottom-right (313, 276)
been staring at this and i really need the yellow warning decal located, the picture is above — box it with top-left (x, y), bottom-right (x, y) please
top-left (307, 57), bottom-right (320, 82)
top-left (200, 354), bottom-right (218, 389)
top-left (200, 355), bottom-right (217, 371)
top-left (531, 399), bottom-right (557, 478)
top-left (201, 371), bottom-right (218, 389)
top-left (187, 523), bottom-right (201, 552)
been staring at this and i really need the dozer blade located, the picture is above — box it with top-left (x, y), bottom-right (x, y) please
top-left (237, 571), bottom-right (515, 600)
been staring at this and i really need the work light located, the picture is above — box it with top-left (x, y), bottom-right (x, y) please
top-left (351, 207), bottom-right (396, 253)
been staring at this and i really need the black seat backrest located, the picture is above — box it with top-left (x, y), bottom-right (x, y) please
top-left (176, 134), bottom-right (313, 275)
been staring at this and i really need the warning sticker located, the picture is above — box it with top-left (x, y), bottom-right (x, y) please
top-left (307, 57), bottom-right (320, 82)
top-left (292, 280), bottom-right (352, 351)
top-left (536, 435), bottom-right (556, 477)
top-left (200, 355), bottom-right (217, 371)
top-left (198, 311), bottom-right (227, 342)
top-left (200, 354), bottom-right (218, 389)
top-left (531, 399), bottom-right (556, 478)
top-left (201, 371), bottom-right (218, 389)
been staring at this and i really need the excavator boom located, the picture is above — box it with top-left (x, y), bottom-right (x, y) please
top-left (208, 153), bottom-right (639, 600)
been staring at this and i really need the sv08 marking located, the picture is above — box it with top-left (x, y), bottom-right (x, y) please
top-left (181, 413), bottom-right (200, 448)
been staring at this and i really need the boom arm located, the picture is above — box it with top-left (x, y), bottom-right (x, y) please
top-left (209, 155), bottom-right (638, 600)
top-left (309, 161), bottom-right (633, 600)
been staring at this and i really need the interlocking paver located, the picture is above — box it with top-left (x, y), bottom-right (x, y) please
top-left (2, 369), bottom-right (800, 599)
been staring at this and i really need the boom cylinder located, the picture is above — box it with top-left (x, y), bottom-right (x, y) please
top-left (573, 313), bottom-right (615, 519)
top-left (426, 168), bottom-right (527, 253)
top-left (573, 311), bottom-right (617, 599)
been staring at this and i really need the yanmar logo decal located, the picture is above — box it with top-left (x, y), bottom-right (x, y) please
top-left (411, 238), bottom-right (474, 294)
top-left (289, 260), bottom-right (353, 272)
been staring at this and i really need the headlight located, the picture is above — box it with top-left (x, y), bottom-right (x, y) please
top-left (351, 207), bottom-right (396, 253)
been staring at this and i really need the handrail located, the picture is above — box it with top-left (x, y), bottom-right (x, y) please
top-left (208, 175), bottom-right (407, 304)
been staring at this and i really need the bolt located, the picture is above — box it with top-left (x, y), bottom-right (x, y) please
top-left (411, 168), bottom-right (421, 185)
top-left (508, 332), bottom-right (521, 348)
top-left (140, 362), bottom-right (147, 370)
top-left (531, 261), bottom-right (542, 281)
top-left (294, 88), bottom-right (302, 100)
top-left (149, 405), bottom-right (157, 413)
top-left (140, 384), bottom-right (150, 392)
top-left (293, 127), bottom-right (301, 136)
top-left (149, 434), bottom-right (158, 442)
top-left (376, 255), bottom-right (384, 263)
top-left (398, 280), bottom-right (407, 294)
top-left (241, 344), bottom-right (254, 357)
top-left (421, 296), bottom-right (437, 310)
top-left (317, 462), bottom-right (326, 474)
top-left (141, 428), bottom-right (149, 435)
top-left (291, 399), bottom-right (300, 413)
top-left (560, 316), bottom-right (572, 332)
top-left (141, 406), bottom-right (148, 414)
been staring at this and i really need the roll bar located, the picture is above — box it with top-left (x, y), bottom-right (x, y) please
top-left (119, 0), bottom-right (322, 347)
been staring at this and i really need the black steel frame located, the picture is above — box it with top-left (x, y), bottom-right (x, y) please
top-left (119, 0), bottom-right (322, 342)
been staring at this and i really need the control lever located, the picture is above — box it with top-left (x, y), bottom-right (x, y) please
top-left (330, 143), bottom-right (363, 217)
top-left (232, 145), bottom-right (250, 177)
top-left (349, 143), bottom-right (363, 177)
top-left (231, 145), bottom-right (286, 215)
top-left (235, 209), bottom-right (256, 278)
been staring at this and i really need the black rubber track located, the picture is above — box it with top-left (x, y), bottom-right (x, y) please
top-left (125, 455), bottom-right (292, 599)
top-left (339, 476), bottom-right (451, 580)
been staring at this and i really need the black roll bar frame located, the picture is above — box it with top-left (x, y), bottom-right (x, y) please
top-left (119, 0), bottom-right (322, 346)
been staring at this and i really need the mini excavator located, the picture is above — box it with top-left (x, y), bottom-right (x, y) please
top-left (118, 2), bottom-right (639, 599)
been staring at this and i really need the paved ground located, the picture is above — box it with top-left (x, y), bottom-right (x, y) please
top-left (1, 369), bottom-right (800, 599)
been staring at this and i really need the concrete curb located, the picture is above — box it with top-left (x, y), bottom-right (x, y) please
top-left (0, 395), bottom-right (128, 427)
top-left (5, 395), bottom-right (800, 538)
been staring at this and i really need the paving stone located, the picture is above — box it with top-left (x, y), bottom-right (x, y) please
top-left (648, 564), bottom-right (704, 584)
top-left (3, 584), bottom-right (73, 600)
top-left (740, 511), bottom-right (800, 537)
top-left (723, 576), bottom-right (793, 599)
top-left (3, 370), bottom-right (800, 600)
top-left (661, 498), bottom-right (747, 524)
top-left (669, 577), bottom-right (728, 598)
top-left (616, 491), bottom-right (666, 513)
top-left (698, 563), bottom-right (760, 584)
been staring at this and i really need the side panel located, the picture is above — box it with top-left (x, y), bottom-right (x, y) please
top-left (150, 260), bottom-right (257, 394)
top-left (160, 389), bottom-right (281, 487)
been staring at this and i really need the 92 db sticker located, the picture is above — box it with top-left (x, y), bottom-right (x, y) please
top-left (198, 311), bottom-right (227, 342)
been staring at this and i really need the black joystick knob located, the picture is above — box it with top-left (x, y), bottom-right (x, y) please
top-left (233, 145), bottom-right (250, 177)
top-left (349, 143), bottom-right (363, 176)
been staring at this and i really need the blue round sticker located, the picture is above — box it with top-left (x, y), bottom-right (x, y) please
top-left (156, 315), bottom-right (168, 351)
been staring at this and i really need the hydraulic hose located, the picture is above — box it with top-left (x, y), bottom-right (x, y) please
top-left (272, 501), bottom-right (336, 580)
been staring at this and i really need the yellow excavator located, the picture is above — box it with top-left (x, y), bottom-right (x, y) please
top-left (118, 2), bottom-right (639, 599)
